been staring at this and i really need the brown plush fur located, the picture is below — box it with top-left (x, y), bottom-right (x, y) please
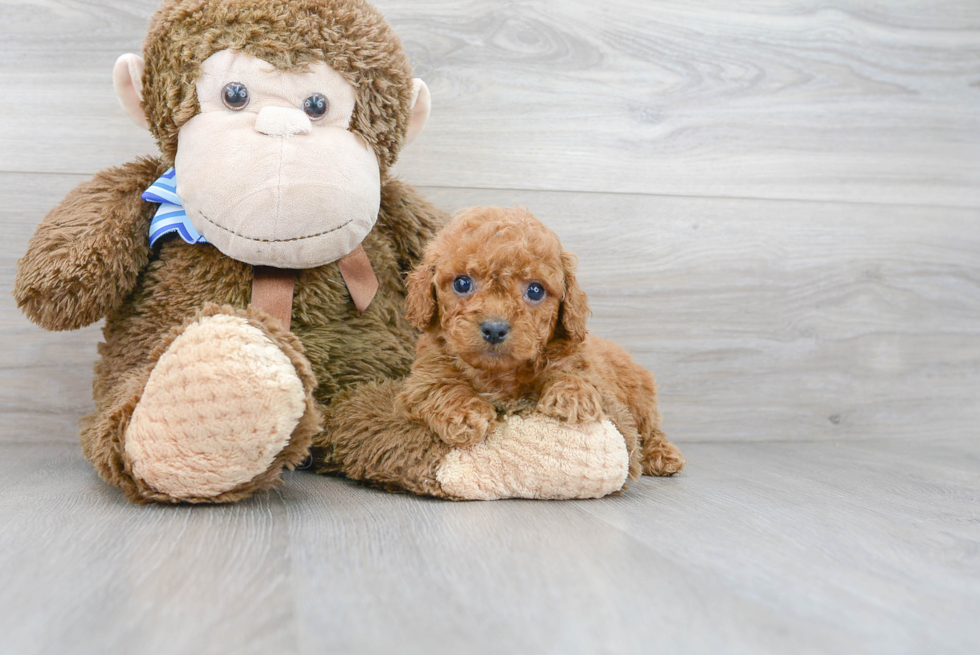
top-left (399, 207), bottom-right (685, 477)
top-left (13, 157), bottom-right (163, 332)
top-left (313, 380), bottom-right (456, 498)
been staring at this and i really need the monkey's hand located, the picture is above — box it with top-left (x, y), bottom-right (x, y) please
top-left (537, 375), bottom-right (604, 424)
top-left (14, 157), bottom-right (166, 331)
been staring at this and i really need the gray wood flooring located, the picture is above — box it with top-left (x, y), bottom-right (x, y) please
top-left (1, 1), bottom-right (978, 653)
top-left (2, 439), bottom-right (978, 655)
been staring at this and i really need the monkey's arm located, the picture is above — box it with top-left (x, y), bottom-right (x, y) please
top-left (376, 178), bottom-right (450, 274)
top-left (14, 157), bottom-right (169, 331)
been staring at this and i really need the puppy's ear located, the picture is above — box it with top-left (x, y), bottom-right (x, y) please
top-left (555, 251), bottom-right (590, 344)
top-left (405, 260), bottom-right (438, 331)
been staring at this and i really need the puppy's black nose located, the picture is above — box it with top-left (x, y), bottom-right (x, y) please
top-left (481, 320), bottom-right (510, 345)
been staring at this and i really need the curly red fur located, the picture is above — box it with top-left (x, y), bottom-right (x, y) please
top-left (397, 206), bottom-right (685, 476)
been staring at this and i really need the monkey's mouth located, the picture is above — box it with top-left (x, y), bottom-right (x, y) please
top-left (174, 117), bottom-right (382, 269)
top-left (198, 212), bottom-right (354, 243)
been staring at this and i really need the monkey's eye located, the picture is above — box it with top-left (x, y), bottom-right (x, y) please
top-left (525, 282), bottom-right (546, 303)
top-left (303, 93), bottom-right (330, 120)
top-left (221, 82), bottom-right (250, 110)
top-left (453, 276), bottom-right (474, 296)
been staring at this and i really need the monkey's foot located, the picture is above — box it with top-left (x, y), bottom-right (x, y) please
top-left (435, 414), bottom-right (629, 500)
top-left (124, 312), bottom-right (309, 501)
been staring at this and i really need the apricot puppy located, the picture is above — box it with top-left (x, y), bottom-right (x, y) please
top-left (397, 206), bottom-right (684, 477)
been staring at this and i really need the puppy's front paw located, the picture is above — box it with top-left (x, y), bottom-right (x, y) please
top-left (434, 397), bottom-right (497, 447)
top-left (537, 377), bottom-right (603, 424)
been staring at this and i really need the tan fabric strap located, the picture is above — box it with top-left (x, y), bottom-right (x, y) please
top-left (250, 245), bottom-right (378, 329)
top-left (251, 267), bottom-right (298, 330)
top-left (337, 244), bottom-right (380, 315)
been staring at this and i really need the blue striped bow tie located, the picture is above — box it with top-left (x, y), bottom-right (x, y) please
top-left (142, 168), bottom-right (208, 247)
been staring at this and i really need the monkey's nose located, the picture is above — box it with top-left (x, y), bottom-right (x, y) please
top-left (254, 107), bottom-right (313, 137)
top-left (480, 320), bottom-right (510, 345)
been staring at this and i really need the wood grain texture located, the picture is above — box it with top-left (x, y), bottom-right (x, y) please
top-left (0, 1), bottom-right (978, 205)
top-left (4, 174), bottom-right (977, 444)
top-left (386, 0), bottom-right (980, 205)
top-left (0, 444), bottom-right (297, 655)
top-left (0, 440), bottom-right (977, 654)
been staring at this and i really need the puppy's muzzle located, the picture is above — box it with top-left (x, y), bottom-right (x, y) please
top-left (480, 320), bottom-right (510, 345)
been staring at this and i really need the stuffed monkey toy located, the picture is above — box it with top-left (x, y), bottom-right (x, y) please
top-left (15, 0), bottom-right (639, 504)
top-left (15, 0), bottom-right (444, 503)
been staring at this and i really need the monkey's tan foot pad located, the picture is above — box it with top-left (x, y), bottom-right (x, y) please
top-left (435, 414), bottom-right (629, 500)
top-left (125, 313), bottom-right (307, 500)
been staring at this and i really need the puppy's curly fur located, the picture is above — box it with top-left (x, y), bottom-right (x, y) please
top-left (397, 206), bottom-right (685, 477)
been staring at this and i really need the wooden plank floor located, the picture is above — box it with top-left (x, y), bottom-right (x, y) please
top-left (1, 0), bottom-right (978, 653)
top-left (0, 439), bottom-right (977, 654)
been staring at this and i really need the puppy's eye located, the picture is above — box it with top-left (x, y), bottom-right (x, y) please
top-left (525, 282), bottom-right (546, 303)
top-left (453, 276), bottom-right (474, 295)
top-left (222, 82), bottom-right (250, 110)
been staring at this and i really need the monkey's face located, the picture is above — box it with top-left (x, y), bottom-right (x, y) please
top-left (170, 50), bottom-right (379, 269)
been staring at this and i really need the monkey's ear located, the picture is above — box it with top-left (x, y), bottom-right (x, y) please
top-left (405, 260), bottom-right (438, 331)
top-left (404, 79), bottom-right (430, 147)
top-left (113, 54), bottom-right (149, 130)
